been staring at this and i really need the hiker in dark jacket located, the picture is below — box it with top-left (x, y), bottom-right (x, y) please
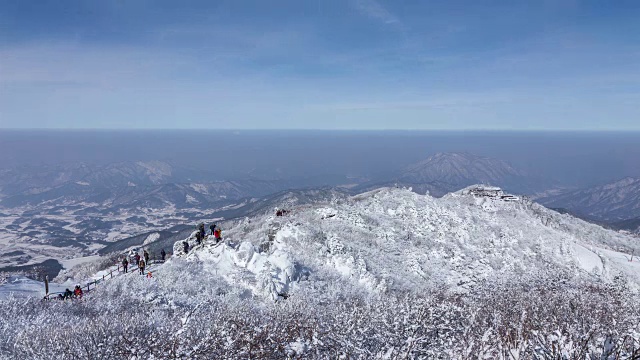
top-left (143, 250), bottom-right (149, 264)
top-left (195, 231), bottom-right (202, 245)
top-left (122, 257), bottom-right (129, 273)
top-left (63, 288), bottom-right (73, 300)
top-left (160, 249), bottom-right (166, 261)
top-left (209, 224), bottom-right (216, 236)
top-left (139, 259), bottom-right (146, 275)
top-left (183, 241), bottom-right (189, 254)
top-left (199, 223), bottom-right (206, 239)
top-left (134, 253), bottom-right (141, 266)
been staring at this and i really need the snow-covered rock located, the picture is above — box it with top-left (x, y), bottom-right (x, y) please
top-left (167, 187), bottom-right (640, 298)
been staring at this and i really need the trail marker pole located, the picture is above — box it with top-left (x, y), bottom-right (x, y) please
top-left (44, 275), bottom-right (49, 297)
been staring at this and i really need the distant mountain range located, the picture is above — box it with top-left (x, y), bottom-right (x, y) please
top-left (357, 152), bottom-right (551, 197)
top-left (536, 177), bottom-right (640, 223)
top-left (0, 154), bottom-right (541, 209)
top-left (0, 160), bottom-right (313, 210)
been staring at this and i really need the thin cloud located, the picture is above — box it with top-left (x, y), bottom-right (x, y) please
top-left (351, 0), bottom-right (401, 26)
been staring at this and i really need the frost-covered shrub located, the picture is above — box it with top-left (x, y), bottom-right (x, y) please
top-left (2, 274), bottom-right (639, 359)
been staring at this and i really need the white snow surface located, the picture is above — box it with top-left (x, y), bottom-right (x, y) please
top-left (142, 232), bottom-right (161, 245)
top-left (162, 187), bottom-right (640, 299)
top-left (59, 255), bottom-right (102, 270)
top-left (0, 276), bottom-right (74, 300)
top-left (3, 187), bottom-right (639, 302)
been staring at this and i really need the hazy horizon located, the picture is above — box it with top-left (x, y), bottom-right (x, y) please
top-left (2, 129), bottom-right (639, 188)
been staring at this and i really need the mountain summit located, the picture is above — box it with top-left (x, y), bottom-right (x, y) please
top-left (398, 152), bottom-right (524, 186)
top-left (358, 152), bottom-right (545, 196)
top-left (170, 186), bottom-right (639, 299)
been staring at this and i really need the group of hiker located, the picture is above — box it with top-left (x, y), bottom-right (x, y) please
top-left (121, 248), bottom-right (167, 276)
top-left (57, 285), bottom-right (83, 300)
top-left (51, 222), bottom-right (221, 301)
top-left (183, 223), bottom-right (222, 254)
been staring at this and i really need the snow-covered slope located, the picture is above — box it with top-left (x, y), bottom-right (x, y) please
top-left (169, 186), bottom-right (640, 299)
top-left (536, 177), bottom-right (640, 221)
top-left (2, 186), bottom-right (640, 358)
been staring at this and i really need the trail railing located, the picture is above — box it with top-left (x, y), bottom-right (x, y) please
top-left (43, 258), bottom-right (168, 301)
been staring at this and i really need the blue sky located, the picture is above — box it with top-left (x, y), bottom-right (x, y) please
top-left (1, 0), bottom-right (639, 130)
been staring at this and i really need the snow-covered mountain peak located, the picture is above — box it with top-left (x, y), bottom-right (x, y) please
top-left (402, 152), bottom-right (523, 183)
top-left (171, 187), bottom-right (640, 300)
top-left (379, 151), bottom-right (555, 197)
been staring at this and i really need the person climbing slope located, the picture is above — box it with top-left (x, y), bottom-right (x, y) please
top-left (122, 257), bottom-right (129, 273)
top-left (214, 228), bottom-right (222, 243)
top-left (134, 253), bottom-right (140, 266)
top-left (209, 223), bottom-right (216, 236)
top-left (139, 259), bottom-right (146, 275)
top-left (143, 250), bottom-right (149, 264)
top-left (160, 249), bottom-right (166, 261)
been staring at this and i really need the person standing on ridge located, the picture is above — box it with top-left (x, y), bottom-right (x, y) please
top-left (139, 258), bottom-right (146, 275)
top-left (209, 223), bottom-right (216, 236)
top-left (122, 257), bottom-right (129, 273)
top-left (134, 253), bottom-right (141, 266)
top-left (195, 231), bottom-right (202, 246)
top-left (199, 223), bottom-right (205, 239)
top-left (183, 240), bottom-right (189, 254)
top-left (160, 249), bottom-right (166, 261)
top-left (143, 250), bottom-right (149, 265)
top-left (214, 228), bottom-right (222, 243)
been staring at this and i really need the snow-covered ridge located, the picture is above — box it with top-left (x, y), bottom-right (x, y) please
top-left (169, 187), bottom-right (640, 299)
top-left (536, 176), bottom-right (640, 221)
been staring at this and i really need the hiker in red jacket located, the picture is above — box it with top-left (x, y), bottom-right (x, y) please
top-left (74, 285), bottom-right (83, 298)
